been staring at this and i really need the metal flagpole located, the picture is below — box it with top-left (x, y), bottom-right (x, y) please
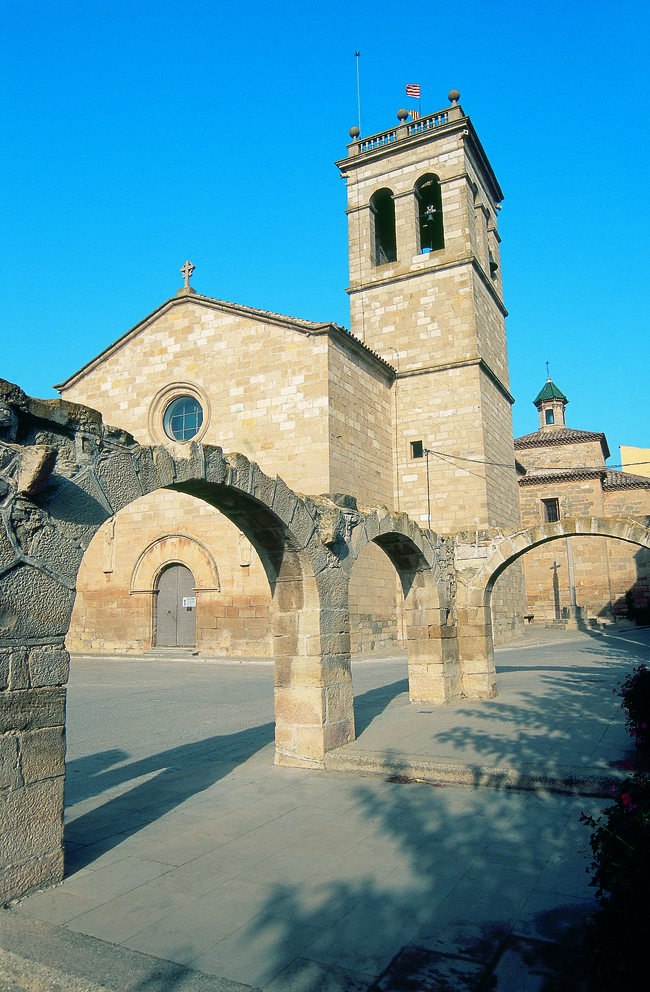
top-left (355, 52), bottom-right (361, 133)
top-left (425, 448), bottom-right (431, 531)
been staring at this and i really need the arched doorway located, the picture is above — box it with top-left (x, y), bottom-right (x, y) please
top-left (156, 564), bottom-right (196, 647)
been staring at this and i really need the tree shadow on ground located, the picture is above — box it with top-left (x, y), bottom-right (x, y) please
top-left (425, 631), bottom-right (649, 775)
top-left (215, 636), bottom-right (650, 989)
top-left (236, 776), bottom-right (599, 991)
top-left (52, 636), bottom-right (649, 989)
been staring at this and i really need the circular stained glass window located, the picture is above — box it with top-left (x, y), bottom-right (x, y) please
top-left (163, 396), bottom-right (204, 441)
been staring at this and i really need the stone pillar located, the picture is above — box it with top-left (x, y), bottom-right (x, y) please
top-left (394, 189), bottom-right (419, 258)
top-left (404, 575), bottom-right (461, 704)
top-left (273, 571), bottom-right (355, 768)
top-left (0, 645), bottom-right (68, 903)
top-left (456, 583), bottom-right (497, 699)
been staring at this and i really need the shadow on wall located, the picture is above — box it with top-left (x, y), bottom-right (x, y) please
top-left (608, 545), bottom-right (650, 624)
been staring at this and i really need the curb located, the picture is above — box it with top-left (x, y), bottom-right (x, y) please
top-left (323, 749), bottom-right (625, 797)
top-left (0, 911), bottom-right (262, 992)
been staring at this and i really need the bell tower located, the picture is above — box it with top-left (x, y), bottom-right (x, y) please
top-left (336, 91), bottom-right (519, 535)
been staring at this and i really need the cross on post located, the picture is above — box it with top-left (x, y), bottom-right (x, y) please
top-left (180, 260), bottom-right (195, 289)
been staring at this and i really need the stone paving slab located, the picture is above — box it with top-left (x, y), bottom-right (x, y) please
top-left (0, 912), bottom-right (262, 991)
top-left (3, 625), bottom-right (649, 991)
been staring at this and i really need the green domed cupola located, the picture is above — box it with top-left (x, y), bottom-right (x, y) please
top-left (533, 378), bottom-right (568, 429)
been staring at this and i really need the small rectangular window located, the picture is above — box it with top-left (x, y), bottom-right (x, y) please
top-left (545, 409), bottom-right (554, 425)
top-left (411, 440), bottom-right (424, 459)
top-left (542, 498), bottom-right (560, 523)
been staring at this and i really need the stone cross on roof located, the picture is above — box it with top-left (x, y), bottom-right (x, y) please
top-left (177, 260), bottom-right (197, 296)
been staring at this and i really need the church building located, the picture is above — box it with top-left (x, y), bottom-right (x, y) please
top-left (514, 380), bottom-right (650, 624)
top-left (56, 92), bottom-right (526, 656)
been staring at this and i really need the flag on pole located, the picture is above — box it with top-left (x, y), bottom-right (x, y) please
top-left (408, 110), bottom-right (420, 120)
top-left (405, 83), bottom-right (420, 98)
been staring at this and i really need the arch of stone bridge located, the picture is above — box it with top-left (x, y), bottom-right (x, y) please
top-left (454, 517), bottom-right (650, 701)
top-left (339, 507), bottom-right (461, 705)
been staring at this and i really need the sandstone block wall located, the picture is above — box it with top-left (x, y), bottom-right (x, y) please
top-left (0, 647), bottom-right (68, 902)
top-left (519, 438), bottom-right (607, 473)
top-left (67, 490), bottom-right (273, 656)
top-left (604, 488), bottom-right (650, 616)
top-left (60, 301), bottom-right (409, 656)
top-left (519, 478), bottom-right (604, 620)
top-left (61, 304), bottom-right (335, 493)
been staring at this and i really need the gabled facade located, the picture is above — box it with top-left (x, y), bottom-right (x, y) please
top-left (58, 293), bottom-right (400, 655)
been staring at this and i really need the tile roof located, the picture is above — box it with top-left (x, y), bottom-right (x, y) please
top-left (604, 469), bottom-right (650, 491)
top-left (514, 427), bottom-right (610, 458)
top-left (517, 466), bottom-right (650, 490)
top-left (533, 379), bottom-right (568, 406)
top-left (518, 468), bottom-right (605, 486)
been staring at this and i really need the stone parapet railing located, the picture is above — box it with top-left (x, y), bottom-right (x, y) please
top-left (347, 106), bottom-right (461, 156)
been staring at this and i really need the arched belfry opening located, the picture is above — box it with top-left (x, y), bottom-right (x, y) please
top-left (370, 188), bottom-right (397, 266)
top-left (415, 173), bottom-right (444, 252)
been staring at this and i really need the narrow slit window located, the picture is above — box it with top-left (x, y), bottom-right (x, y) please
top-left (411, 440), bottom-right (424, 459)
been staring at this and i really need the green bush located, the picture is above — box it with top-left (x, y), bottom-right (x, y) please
top-left (581, 774), bottom-right (650, 988)
top-left (618, 664), bottom-right (650, 751)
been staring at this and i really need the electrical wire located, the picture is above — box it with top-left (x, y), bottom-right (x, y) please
top-left (424, 447), bottom-right (650, 473)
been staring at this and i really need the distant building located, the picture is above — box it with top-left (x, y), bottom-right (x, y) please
top-left (620, 445), bottom-right (650, 480)
top-left (515, 380), bottom-right (650, 623)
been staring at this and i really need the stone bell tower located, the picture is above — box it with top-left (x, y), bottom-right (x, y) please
top-left (336, 91), bottom-right (519, 536)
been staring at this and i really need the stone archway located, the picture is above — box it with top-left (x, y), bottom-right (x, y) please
top-left (453, 517), bottom-right (650, 700)
top-left (131, 533), bottom-right (220, 594)
top-left (0, 382), bottom-right (356, 901)
top-left (331, 499), bottom-right (460, 704)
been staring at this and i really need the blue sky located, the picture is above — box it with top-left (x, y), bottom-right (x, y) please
top-left (2, 0), bottom-right (648, 463)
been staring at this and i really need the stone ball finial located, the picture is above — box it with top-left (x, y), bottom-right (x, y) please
top-left (349, 126), bottom-right (360, 139)
top-left (397, 108), bottom-right (409, 122)
top-left (448, 89), bottom-right (460, 105)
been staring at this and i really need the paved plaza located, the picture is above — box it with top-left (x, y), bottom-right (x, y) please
top-left (2, 625), bottom-right (649, 991)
